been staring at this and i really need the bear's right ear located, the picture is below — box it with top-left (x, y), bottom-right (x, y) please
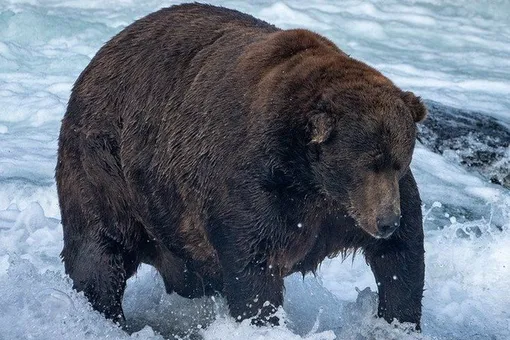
top-left (401, 91), bottom-right (427, 123)
top-left (308, 112), bottom-right (335, 144)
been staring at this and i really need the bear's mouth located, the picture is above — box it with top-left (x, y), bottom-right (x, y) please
top-left (355, 216), bottom-right (399, 239)
top-left (352, 214), bottom-right (399, 239)
top-left (346, 195), bottom-right (400, 240)
top-left (346, 206), bottom-right (382, 239)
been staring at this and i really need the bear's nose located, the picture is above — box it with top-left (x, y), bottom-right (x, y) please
top-left (376, 214), bottom-right (400, 239)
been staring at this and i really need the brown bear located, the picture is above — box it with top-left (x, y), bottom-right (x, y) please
top-left (56, 3), bottom-right (426, 331)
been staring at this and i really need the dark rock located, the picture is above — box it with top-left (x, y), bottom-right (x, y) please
top-left (418, 100), bottom-right (510, 188)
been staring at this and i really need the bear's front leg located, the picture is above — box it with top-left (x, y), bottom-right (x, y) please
top-left (210, 222), bottom-right (284, 325)
top-left (220, 250), bottom-right (284, 325)
top-left (363, 171), bottom-right (425, 330)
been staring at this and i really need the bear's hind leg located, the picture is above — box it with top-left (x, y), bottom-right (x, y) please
top-left (57, 112), bottom-right (142, 322)
top-left (63, 234), bottom-right (139, 323)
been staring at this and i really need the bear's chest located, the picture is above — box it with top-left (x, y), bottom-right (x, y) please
top-left (271, 210), bottom-right (364, 276)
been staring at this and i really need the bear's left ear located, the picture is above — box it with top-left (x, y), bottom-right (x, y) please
top-left (401, 91), bottom-right (427, 123)
top-left (308, 112), bottom-right (335, 144)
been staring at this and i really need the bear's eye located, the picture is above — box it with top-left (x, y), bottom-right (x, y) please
top-left (393, 162), bottom-right (402, 171)
top-left (370, 153), bottom-right (384, 172)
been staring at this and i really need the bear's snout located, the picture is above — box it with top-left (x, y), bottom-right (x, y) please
top-left (376, 211), bottom-right (401, 239)
top-left (347, 171), bottom-right (401, 239)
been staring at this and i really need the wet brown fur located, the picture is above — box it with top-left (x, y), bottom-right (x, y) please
top-left (56, 3), bottom-right (426, 330)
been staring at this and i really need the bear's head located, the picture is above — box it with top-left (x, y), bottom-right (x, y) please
top-left (307, 83), bottom-right (426, 239)
top-left (239, 29), bottom-right (426, 239)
